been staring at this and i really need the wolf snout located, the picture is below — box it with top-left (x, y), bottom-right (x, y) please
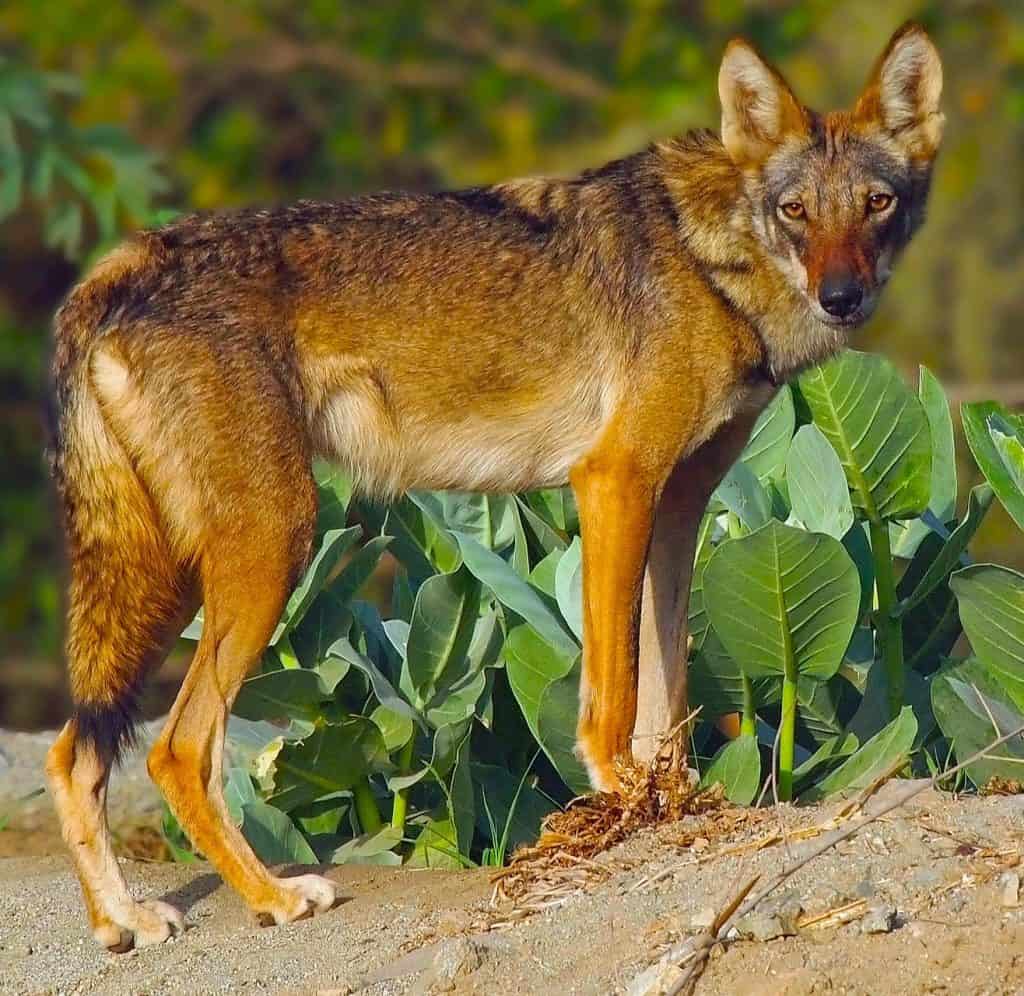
top-left (818, 272), bottom-right (864, 320)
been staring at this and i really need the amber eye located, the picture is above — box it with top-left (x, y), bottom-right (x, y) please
top-left (780, 201), bottom-right (806, 221)
top-left (867, 192), bottom-right (894, 213)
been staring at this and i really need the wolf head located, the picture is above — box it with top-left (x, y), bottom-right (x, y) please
top-left (719, 23), bottom-right (943, 328)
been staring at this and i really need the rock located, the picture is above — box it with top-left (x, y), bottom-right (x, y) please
top-left (690, 907), bottom-right (717, 931)
top-left (734, 912), bottom-right (796, 942)
top-left (432, 937), bottom-right (482, 982)
top-left (761, 890), bottom-right (804, 931)
top-left (860, 905), bottom-right (898, 934)
top-left (1000, 871), bottom-right (1020, 908)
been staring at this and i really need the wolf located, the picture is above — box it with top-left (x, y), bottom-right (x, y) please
top-left (46, 24), bottom-right (942, 948)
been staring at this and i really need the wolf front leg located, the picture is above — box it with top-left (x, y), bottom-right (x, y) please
top-left (632, 413), bottom-right (763, 767)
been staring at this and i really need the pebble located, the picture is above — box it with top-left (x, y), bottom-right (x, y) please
top-left (690, 907), bottom-right (717, 931)
top-left (860, 904), bottom-right (898, 934)
top-left (1000, 871), bottom-right (1020, 908)
top-left (734, 912), bottom-right (796, 942)
top-left (432, 936), bottom-right (482, 982)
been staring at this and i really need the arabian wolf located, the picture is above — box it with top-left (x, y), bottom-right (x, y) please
top-left (47, 24), bottom-right (942, 948)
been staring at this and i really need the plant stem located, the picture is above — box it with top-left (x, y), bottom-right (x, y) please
top-left (868, 518), bottom-right (905, 719)
top-left (727, 511), bottom-right (743, 539)
top-left (740, 673), bottom-right (757, 738)
top-left (778, 665), bottom-right (797, 802)
top-left (390, 736), bottom-right (416, 832)
top-left (353, 778), bottom-right (383, 834)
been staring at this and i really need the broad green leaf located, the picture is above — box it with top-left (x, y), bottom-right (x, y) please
top-left (688, 631), bottom-right (781, 720)
top-left (405, 568), bottom-right (480, 706)
top-left (713, 461), bottom-right (771, 532)
top-left (932, 660), bottom-right (1024, 787)
top-left (272, 526), bottom-right (361, 644)
top-left (536, 657), bottom-right (590, 794)
top-left (703, 521), bottom-right (860, 682)
top-left (424, 609), bottom-right (502, 729)
top-left (407, 814), bottom-right (464, 869)
top-left (801, 706), bottom-right (917, 801)
top-left (897, 484), bottom-right (993, 617)
top-left (527, 488), bottom-right (578, 533)
top-left (786, 424), bottom-right (854, 539)
top-left (962, 402), bottom-right (1024, 533)
top-left (332, 826), bottom-right (403, 866)
top-left (294, 795), bottom-right (349, 836)
top-left (516, 496), bottom-right (568, 556)
top-left (798, 350), bottom-right (931, 522)
top-left (370, 705), bottom-right (414, 753)
top-left (269, 718), bottom-right (390, 812)
top-left (240, 802), bottom-right (317, 865)
top-left (503, 624), bottom-right (588, 792)
top-left (792, 733), bottom-right (859, 794)
top-left (951, 564), bottom-right (1024, 708)
top-left (455, 532), bottom-right (578, 657)
top-left (233, 667), bottom-right (338, 723)
top-left (328, 534), bottom-right (392, 606)
top-left (435, 493), bottom-right (518, 551)
top-left (290, 592), bottom-right (352, 668)
top-left (554, 536), bottom-right (583, 641)
top-left (223, 767), bottom-right (258, 827)
top-left (529, 548), bottom-right (563, 598)
top-left (327, 637), bottom-right (422, 729)
top-left (740, 386), bottom-right (796, 482)
top-left (687, 519), bottom-right (716, 652)
top-left (796, 675), bottom-right (859, 744)
top-left (992, 425), bottom-right (1024, 502)
top-left (891, 367), bottom-right (957, 556)
top-left (699, 734), bottom-right (761, 805)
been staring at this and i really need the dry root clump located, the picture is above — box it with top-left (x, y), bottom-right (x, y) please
top-left (492, 753), bottom-right (730, 910)
top-left (982, 775), bottom-right (1024, 795)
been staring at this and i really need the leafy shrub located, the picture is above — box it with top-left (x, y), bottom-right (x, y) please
top-left (167, 350), bottom-right (1024, 867)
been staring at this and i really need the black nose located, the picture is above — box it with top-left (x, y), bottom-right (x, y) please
top-left (818, 274), bottom-right (864, 318)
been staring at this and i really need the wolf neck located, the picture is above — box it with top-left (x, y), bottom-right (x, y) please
top-left (655, 132), bottom-right (845, 385)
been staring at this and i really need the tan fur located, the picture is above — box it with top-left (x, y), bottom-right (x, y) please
top-left (47, 24), bottom-right (942, 949)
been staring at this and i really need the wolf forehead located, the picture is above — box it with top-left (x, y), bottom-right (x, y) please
top-left (759, 119), bottom-right (921, 203)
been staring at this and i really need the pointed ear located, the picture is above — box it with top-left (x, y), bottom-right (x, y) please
top-left (718, 39), bottom-right (810, 168)
top-left (855, 23), bottom-right (944, 159)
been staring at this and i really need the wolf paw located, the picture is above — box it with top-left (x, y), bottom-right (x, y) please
top-left (93, 899), bottom-right (185, 952)
top-left (257, 873), bottom-right (337, 926)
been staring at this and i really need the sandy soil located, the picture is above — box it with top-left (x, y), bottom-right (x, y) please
top-left (1, 784), bottom-right (1024, 996)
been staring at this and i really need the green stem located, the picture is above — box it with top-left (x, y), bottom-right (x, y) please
top-left (390, 736), bottom-right (416, 832)
top-left (740, 672), bottom-right (757, 738)
top-left (353, 779), bottom-right (383, 835)
top-left (726, 511), bottom-right (743, 539)
top-left (868, 518), bottom-right (905, 720)
top-left (778, 667), bottom-right (797, 802)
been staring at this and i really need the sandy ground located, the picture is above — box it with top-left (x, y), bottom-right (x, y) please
top-left (1, 783), bottom-right (1024, 996)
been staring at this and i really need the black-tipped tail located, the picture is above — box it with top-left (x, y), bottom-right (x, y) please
top-left (72, 698), bottom-right (142, 768)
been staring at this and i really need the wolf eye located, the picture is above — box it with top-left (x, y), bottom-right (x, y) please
top-left (867, 192), bottom-right (894, 213)
top-left (780, 201), bottom-right (806, 221)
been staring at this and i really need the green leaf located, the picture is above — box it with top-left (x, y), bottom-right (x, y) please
top-left (472, 762), bottom-right (556, 851)
top-left (529, 548), bottom-right (563, 598)
top-left (792, 733), bottom-right (859, 793)
top-left (962, 402), bottom-right (1024, 532)
top-left (688, 631), bottom-right (781, 720)
top-left (801, 706), bottom-right (917, 801)
top-left (699, 735), bottom-right (761, 805)
top-left (405, 568), bottom-right (480, 706)
top-left (332, 826), bottom-right (403, 866)
top-left (739, 386), bottom-right (796, 482)
top-left (370, 705), bottom-right (414, 753)
top-left (455, 532), bottom-right (578, 657)
top-left (798, 350), bottom-right (931, 522)
top-left (703, 521), bottom-right (860, 682)
top-left (554, 536), bottom-right (583, 641)
top-left (992, 424), bottom-right (1024, 502)
top-left (932, 660), bottom-right (1024, 787)
top-left (891, 367), bottom-right (957, 556)
top-left (516, 497), bottom-right (568, 555)
top-left (269, 718), bottom-right (390, 812)
top-left (233, 666), bottom-right (340, 723)
top-left (327, 638), bottom-right (422, 729)
top-left (713, 461), bottom-right (771, 532)
top-left (240, 802), bottom-right (318, 865)
top-left (951, 564), bottom-right (1024, 709)
top-left (503, 624), bottom-right (589, 793)
top-left (424, 609), bottom-right (501, 730)
top-left (272, 526), bottom-right (361, 644)
top-left (527, 488), bottom-right (577, 533)
top-left (407, 814), bottom-right (464, 869)
top-left (786, 424), bottom-right (855, 539)
top-left (223, 767), bottom-right (258, 827)
top-left (897, 484), bottom-right (993, 617)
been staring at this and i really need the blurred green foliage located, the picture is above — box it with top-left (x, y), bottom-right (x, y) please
top-left (1, 1), bottom-right (1023, 722)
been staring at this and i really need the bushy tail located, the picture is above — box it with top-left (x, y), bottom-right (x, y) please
top-left (50, 243), bottom-right (184, 764)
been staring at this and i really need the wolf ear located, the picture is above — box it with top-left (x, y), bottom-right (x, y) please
top-left (855, 23), bottom-right (944, 159)
top-left (718, 39), bottom-right (809, 168)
